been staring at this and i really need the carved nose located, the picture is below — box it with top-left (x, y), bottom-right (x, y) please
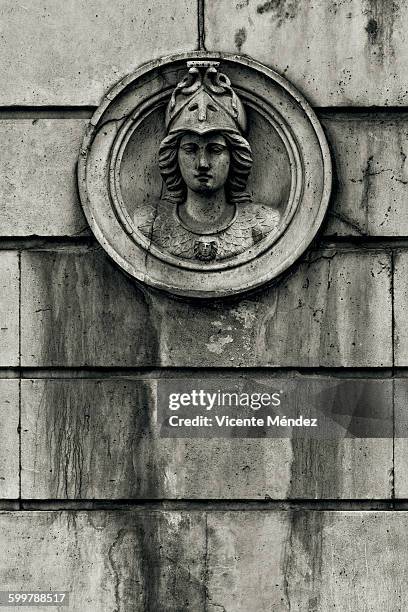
top-left (197, 150), bottom-right (210, 169)
top-left (198, 105), bottom-right (207, 122)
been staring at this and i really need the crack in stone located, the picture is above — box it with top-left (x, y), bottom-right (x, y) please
top-left (307, 251), bottom-right (337, 267)
top-left (198, 0), bottom-right (207, 50)
top-left (329, 210), bottom-right (367, 236)
top-left (208, 601), bottom-right (228, 612)
top-left (204, 513), bottom-right (209, 612)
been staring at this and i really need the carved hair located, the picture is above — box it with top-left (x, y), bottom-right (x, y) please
top-left (158, 131), bottom-right (253, 205)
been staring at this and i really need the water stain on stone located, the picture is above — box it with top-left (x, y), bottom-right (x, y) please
top-left (289, 438), bottom-right (342, 499)
top-left (32, 249), bottom-right (159, 366)
top-left (282, 406), bottom-right (342, 607)
top-left (366, 17), bottom-right (379, 42)
top-left (106, 512), bottom-right (206, 611)
top-left (234, 27), bottom-right (247, 52)
top-left (41, 378), bottom-right (160, 498)
top-left (283, 510), bottom-right (325, 610)
top-left (108, 526), bottom-right (146, 611)
top-left (363, 0), bottom-right (399, 64)
top-left (256, 0), bottom-right (299, 26)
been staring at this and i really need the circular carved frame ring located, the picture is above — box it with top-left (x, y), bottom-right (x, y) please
top-left (78, 52), bottom-right (332, 298)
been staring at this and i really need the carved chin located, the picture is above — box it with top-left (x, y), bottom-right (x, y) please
top-left (189, 180), bottom-right (223, 194)
top-left (191, 183), bottom-right (215, 194)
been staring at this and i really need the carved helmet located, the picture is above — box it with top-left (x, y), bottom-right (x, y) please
top-left (165, 61), bottom-right (247, 136)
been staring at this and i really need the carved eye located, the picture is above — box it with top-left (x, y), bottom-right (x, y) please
top-left (209, 144), bottom-right (226, 155)
top-left (180, 144), bottom-right (197, 154)
top-left (207, 103), bottom-right (218, 112)
top-left (188, 102), bottom-right (199, 111)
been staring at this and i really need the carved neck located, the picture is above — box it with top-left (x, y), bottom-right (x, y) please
top-left (178, 188), bottom-right (236, 235)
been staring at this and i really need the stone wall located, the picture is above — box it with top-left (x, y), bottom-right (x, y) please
top-left (0, 1), bottom-right (407, 610)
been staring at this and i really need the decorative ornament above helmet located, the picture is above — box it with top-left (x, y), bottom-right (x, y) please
top-left (165, 61), bottom-right (247, 136)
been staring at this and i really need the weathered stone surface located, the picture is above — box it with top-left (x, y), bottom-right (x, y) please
top-left (0, 120), bottom-right (89, 237)
top-left (322, 113), bottom-right (408, 237)
top-left (0, 380), bottom-right (19, 498)
top-left (21, 248), bottom-right (392, 367)
top-left (1, 1), bottom-right (404, 607)
top-left (0, 252), bottom-right (19, 366)
top-left (21, 378), bottom-right (291, 499)
top-left (392, 378), bottom-right (408, 498)
top-left (205, 0), bottom-right (408, 106)
top-left (3, 115), bottom-right (408, 238)
top-left (146, 249), bottom-right (392, 368)
top-left (21, 377), bottom-right (392, 500)
top-left (21, 248), bottom-right (157, 367)
top-left (394, 251), bottom-right (408, 366)
top-left (1, 510), bottom-right (407, 609)
top-left (207, 512), bottom-right (408, 611)
top-left (0, 0), bottom-right (197, 105)
top-left (0, 511), bottom-right (206, 611)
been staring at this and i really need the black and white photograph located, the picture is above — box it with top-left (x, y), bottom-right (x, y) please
top-left (0, 1), bottom-right (406, 610)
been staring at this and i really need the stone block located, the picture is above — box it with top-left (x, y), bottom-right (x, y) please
top-left (0, 252), bottom-right (19, 366)
top-left (1, 510), bottom-right (407, 609)
top-left (21, 248), bottom-right (392, 367)
top-left (0, 0), bottom-right (197, 105)
top-left (392, 378), bottom-right (408, 498)
top-left (0, 120), bottom-right (89, 237)
top-left (322, 113), bottom-right (408, 237)
top-left (0, 380), bottom-right (19, 498)
top-left (0, 511), bottom-right (206, 611)
top-left (207, 512), bottom-right (408, 610)
top-left (3, 115), bottom-right (408, 239)
top-left (149, 249), bottom-right (391, 368)
top-left (394, 251), bottom-right (408, 366)
top-left (21, 248), bottom-right (156, 367)
top-left (205, 0), bottom-right (408, 106)
top-left (21, 377), bottom-right (392, 500)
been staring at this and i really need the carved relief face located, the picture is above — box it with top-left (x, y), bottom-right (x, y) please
top-left (82, 56), bottom-right (331, 296)
top-left (178, 132), bottom-right (230, 194)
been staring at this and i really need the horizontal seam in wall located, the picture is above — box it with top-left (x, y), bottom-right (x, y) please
top-left (2, 238), bottom-right (408, 251)
top-left (0, 500), bottom-right (407, 512)
top-left (0, 107), bottom-right (96, 119)
top-left (0, 366), bottom-right (401, 378)
top-left (1, 106), bottom-right (408, 121)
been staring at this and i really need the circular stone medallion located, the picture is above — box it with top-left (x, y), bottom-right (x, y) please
top-left (78, 52), bottom-right (332, 298)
